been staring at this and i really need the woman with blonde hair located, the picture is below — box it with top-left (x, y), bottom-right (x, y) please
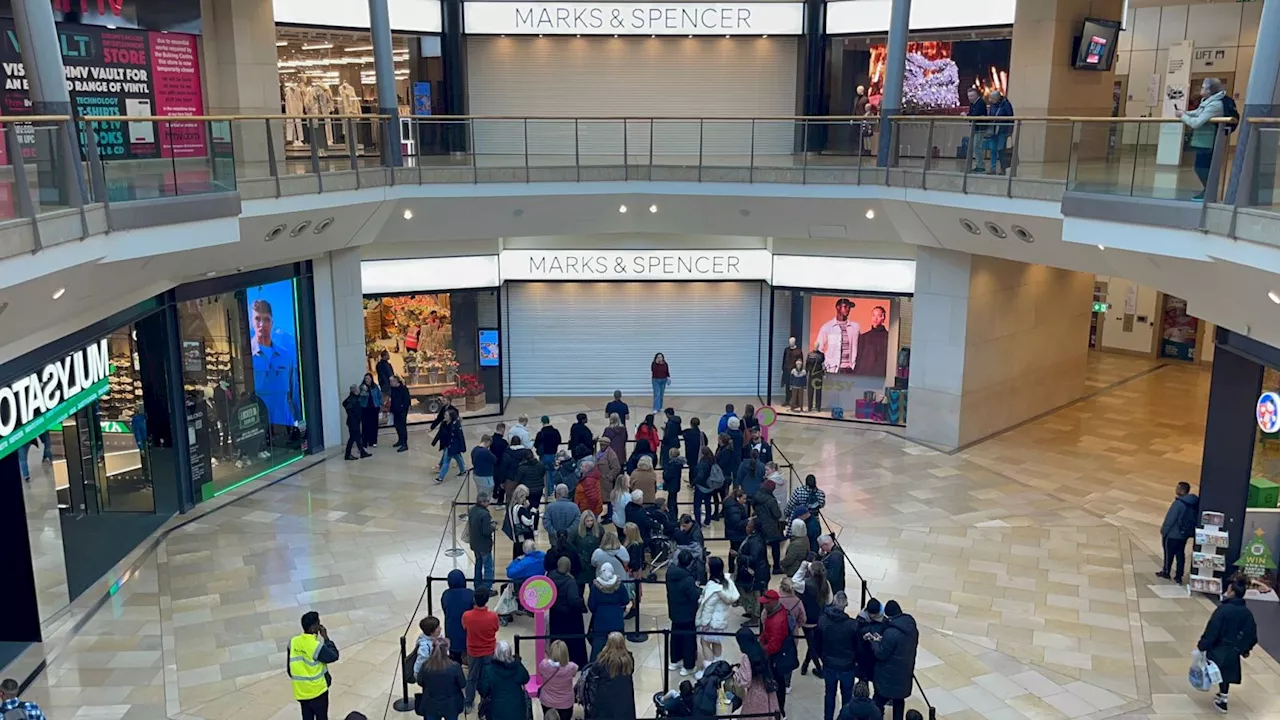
top-left (583, 632), bottom-right (636, 720)
top-left (781, 518), bottom-right (809, 577)
top-left (505, 484), bottom-right (536, 560)
top-left (629, 455), bottom-right (658, 503)
top-left (573, 510), bottom-right (602, 599)
top-left (591, 526), bottom-right (630, 587)
top-left (414, 638), bottom-right (465, 720)
top-left (610, 473), bottom-right (632, 528)
top-left (622, 521), bottom-right (646, 611)
top-left (537, 639), bottom-right (578, 720)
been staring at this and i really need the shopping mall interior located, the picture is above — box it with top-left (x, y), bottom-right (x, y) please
top-left (4, 0), bottom-right (1280, 718)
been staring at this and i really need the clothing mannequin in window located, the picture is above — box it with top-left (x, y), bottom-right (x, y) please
top-left (780, 336), bottom-right (803, 393)
top-left (283, 81), bottom-right (304, 145)
top-left (805, 345), bottom-right (826, 412)
top-left (338, 81), bottom-right (361, 115)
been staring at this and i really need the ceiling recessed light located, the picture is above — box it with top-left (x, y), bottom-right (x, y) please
top-left (52, 287), bottom-right (66, 300)
top-left (276, 40), bottom-right (288, 47)
top-left (403, 209), bottom-right (414, 220)
top-left (865, 209), bottom-right (875, 219)
top-left (688, 34), bottom-right (693, 38)
top-left (205, 270), bottom-right (217, 277)
top-left (1097, 244), bottom-right (1105, 250)
top-left (762, 34), bottom-right (768, 38)
top-left (649, 204), bottom-right (658, 213)
top-left (1269, 291), bottom-right (1280, 305)
top-left (619, 204), bottom-right (627, 213)
top-left (725, 34), bottom-right (730, 38)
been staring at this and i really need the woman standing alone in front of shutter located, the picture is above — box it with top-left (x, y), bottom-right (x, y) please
top-left (651, 353), bottom-right (671, 412)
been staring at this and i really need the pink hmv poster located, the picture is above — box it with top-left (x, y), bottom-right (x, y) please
top-left (148, 32), bottom-right (205, 158)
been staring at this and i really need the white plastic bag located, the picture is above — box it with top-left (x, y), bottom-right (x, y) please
top-left (1188, 650), bottom-right (1212, 692)
top-left (1206, 658), bottom-right (1223, 684)
top-left (495, 584), bottom-right (518, 615)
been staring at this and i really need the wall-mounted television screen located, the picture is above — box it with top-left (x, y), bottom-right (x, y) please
top-left (1073, 18), bottom-right (1121, 71)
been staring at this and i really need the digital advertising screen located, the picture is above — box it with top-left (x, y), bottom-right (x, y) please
top-left (479, 329), bottom-right (500, 367)
top-left (807, 295), bottom-right (892, 378)
top-left (245, 280), bottom-right (302, 428)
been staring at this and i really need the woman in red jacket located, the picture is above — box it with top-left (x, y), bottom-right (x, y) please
top-left (759, 590), bottom-right (798, 716)
top-left (635, 415), bottom-right (661, 461)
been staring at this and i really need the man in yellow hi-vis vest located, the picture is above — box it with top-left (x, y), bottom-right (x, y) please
top-left (288, 611), bottom-right (340, 720)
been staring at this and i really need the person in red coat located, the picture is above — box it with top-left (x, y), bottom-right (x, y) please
top-left (575, 460), bottom-right (603, 515)
top-left (635, 415), bottom-right (660, 459)
top-left (760, 590), bottom-right (798, 716)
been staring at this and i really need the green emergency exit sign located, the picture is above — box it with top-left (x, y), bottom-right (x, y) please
top-left (1093, 302), bottom-right (1111, 313)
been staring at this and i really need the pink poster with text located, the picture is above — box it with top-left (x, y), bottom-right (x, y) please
top-left (148, 31), bottom-right (206, 158)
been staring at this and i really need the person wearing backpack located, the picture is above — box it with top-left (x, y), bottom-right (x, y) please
top-left (1178, 77), bottom-right (1228, 200)
top-left (0, 678), bottom-right (45, 720)
top-left (1157, 481), bottom-right (1199, 585)
top-left (691, 446), bottom-right (719, 526)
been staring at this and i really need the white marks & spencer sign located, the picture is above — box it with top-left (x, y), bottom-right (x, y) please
top-left (500, 250), bottom-right (774, 281)
top-left (463, 2), bottom-right (805, 35)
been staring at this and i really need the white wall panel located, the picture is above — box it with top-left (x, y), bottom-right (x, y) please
top-left (466, 36), bottom-right (798, 157)
top-left (1131, 7), bottom-right (1162, 51)
top-left (1157, 6), bottom-right (1188, 51)
top-left (1186, 3), bottom-right (1241, 49)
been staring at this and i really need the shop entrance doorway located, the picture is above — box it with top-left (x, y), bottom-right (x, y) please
top-left (58, 400), bottom-right (152, 516)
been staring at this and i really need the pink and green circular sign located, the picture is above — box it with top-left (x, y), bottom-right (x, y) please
top-left (519, 575), bottom-right (557, 612)
top-left (757, 406), bottom-right (778, 428)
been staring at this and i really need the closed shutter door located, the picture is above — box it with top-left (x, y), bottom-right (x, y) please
top-left (467, 36), bottom-right (798, 158)
top-left (507, 281), bottom-right (763, 396)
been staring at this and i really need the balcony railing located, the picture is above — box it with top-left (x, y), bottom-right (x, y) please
top-left (0, 113), bottom-right (1274, 259)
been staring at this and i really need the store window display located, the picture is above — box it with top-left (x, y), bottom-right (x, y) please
top-left (362, 291), bottom-right (499, 424)
top-left (774, 291), bottom-right (911, 426)
top-left (178, 279), bottom-right (307, 502)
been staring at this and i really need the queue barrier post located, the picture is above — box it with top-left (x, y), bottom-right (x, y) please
top-left (392, 635), bottom-right (413, 712)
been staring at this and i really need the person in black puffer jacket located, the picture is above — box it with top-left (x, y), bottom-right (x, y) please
top-left (735, 518), bottom-right (771, 626)
top-left (512, 449), bottom-right (547, 514)
top-left (871, 601), bottom-right (918, 719)
top-left (1198, 575), bottom-right (1258, 713)
top-left (816, 592), bottom-right (861, 720)
top-left (665, 550), bottom-right (702, 674)
top-left (722, 488), bottom-right (749, 572)
top-left (753, 481), bottom-right (784, 574)
top-left (853, 598), bottom-right (884, 685)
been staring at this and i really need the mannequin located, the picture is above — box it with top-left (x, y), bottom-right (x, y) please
top-left (780, 336), bottom-right (803, 393)
top-left (805, 344), bottom-right (826, 412)
top-left (787, 360), bottom-right (807, 411)
top-left (283, 81), bottom-right (304, 145)
top-left (338, 81), bottom-right (361, 115)
top-left (303, 81), bottom-right (335, 148)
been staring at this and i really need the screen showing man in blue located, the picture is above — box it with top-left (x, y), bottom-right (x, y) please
top-left (246, 280), bottom-right (301, 428)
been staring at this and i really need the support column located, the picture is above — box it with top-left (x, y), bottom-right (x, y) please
top-left (907, 249), bottom-right (1094, 451)
top-left (801, 0), bottom-right (827, 151)
top-left (313, 249), bottom-right (368, 450)
top-left (199, 0), bottom-right (283, 170)
top-left (1007, 0), bottom-right (1124, 163)
top-left (12, 0), bottom-right (70, 114)
top-left (1225, 0), bottom-right (1280, 204)
top-left (1197, 345), bottom-right (1263, 571)
top-left (441, 0), bottom-right (469, 153)
top-left (876, 0), bottom-right (909, 166)
top-left (369, 0), bottom-right (404, 166)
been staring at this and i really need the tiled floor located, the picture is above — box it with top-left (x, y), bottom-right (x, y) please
top-left (12, 352), bottom-right (1280, 720)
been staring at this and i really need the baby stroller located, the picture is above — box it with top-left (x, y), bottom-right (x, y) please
top-left (654, 661), bottom-right (735, 718)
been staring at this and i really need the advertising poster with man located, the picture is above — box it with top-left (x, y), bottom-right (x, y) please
top-left (804, 295), bottom-right (893, 420)
top-left (245, 281), bottom-right (302, 433)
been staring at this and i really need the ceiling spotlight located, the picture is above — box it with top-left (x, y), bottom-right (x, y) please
top-left (301, 42), bottom-right (333, 50)
top-left (619, 204), bottom-right (628, 213)
top-left (403, 209), bottom-right (414, 220)
top-left (725, 34), bottom-right (730, 39)
top-left (205, 270), bottom-right (217, 277)
top-left (276, 40), bottom-right (288, 47)
top-left (1097, 244), bottom-right (1105, 250)
top-left (52, 287), bottom-right (66, 300)
top-left (688, 34), bottom-right (693, 38)
top-left (865, 209), bottom-right (875, 219)
top-left (1270, 291), bottom-right (1280, 305)
top-left (649, 204), bottom-right (658, 213)
top-left (762, 34), bottom-right (769, 38)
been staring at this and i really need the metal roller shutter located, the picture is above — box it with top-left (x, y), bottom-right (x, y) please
top-left (466, 36), bottom-right (799, 158)
top-left (507, 281), bottom-right (764, 396)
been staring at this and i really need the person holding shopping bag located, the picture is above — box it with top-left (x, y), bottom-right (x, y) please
top-left (1197, 575), bottom-right (1257, 714)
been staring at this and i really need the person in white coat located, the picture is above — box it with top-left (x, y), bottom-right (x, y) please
top-left (695, 556), bottom-right (740, 678)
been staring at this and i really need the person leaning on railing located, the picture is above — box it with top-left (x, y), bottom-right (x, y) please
top-left (1177, 77), bottom-right (1227, 200)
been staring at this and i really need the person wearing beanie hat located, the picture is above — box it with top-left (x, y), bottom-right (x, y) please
top-left (853, 598), bottom-right (884, 685)
top-left (870, 600), bottom-right (918, 720)
top-left (588, 563), bottom-right (630, 660)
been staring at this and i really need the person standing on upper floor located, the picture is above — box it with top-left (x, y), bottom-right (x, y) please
top-left (375, 350), bottom-right (394, 392)
top-left (755, 478), bottom-right (785, 574)
top-left (663, 447), bottom-right (687, 496)
top-left (870, 600), bottom-right (919, 720)
top-left (736, 516), bottom-right (771, 627)
top-left (470, 435), bottom-right (497, 499)
top-left (569, 413), bottom-right (593, 455)
top-left (507, 415), bottom-right (532, 450)
top-left (440, 570), bottom-right (471, 663)
top-left (1198, 574), bottom-right (1258, 714)
top-left (786, 474), bottom-right (827, 551)
top-left (629, 455), bottom-right (659, 504)
top-left (475, 641), bottom-right (529, 720)
top-left (544, 484), bottom-right (583, 540)
top-left (817, 591), bottom-right (860, 720)
top-left (287, 611), bottom-right (340, 720)
top-left (717, 404), bottom-right (738, 434)
top-left (467, 492), bottom-right (495, 592)
top-left (359, 373), bottom-right (382, 449)
top-left (965, 87), bottom-right (987, 172)
top-left (535, 415), bottom-right (563, 481)
top-left (489, 423), bottom-right (509, 504)
top-left (343, 385), bottom-right (370, 461)
top-left (388, 375), bottom-right (411, 452)
top-left (651, 352), bottom-right (672, 412)
top-left (606, 390), bottom-right (630, 427)
top-left (980, 89), bottom-right (1014, 175)
top-left (1178, 77), bottom-right (1228, 200)
top-left (414, 638), bottom-right (465, 720)
top-left (723, 487), bottom-right (749, 572)
top-left (434, 410), bottom-right (467, 485)
top-left (661, 407), bottom-right (682, 469)
top-left (1157, 481), bottom-right (1200, 585)
top-left (603, 414), bottom-right (628, 471)
top-left (0, 678), bottom-right (45, 720)
top-left (666, 550), bottom-right (703, 677)
top-left (588, 564), bottom-right (631, 660)
top-left (853, 598), bottom-right (884, 685)
top-left (682, 416), bottom-right (707, 470)
top-left (818, 535), bottom-right (846, 597)
top-left (736, 448), bottom-right (768, 499)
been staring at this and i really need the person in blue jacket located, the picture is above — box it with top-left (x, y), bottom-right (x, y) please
top-left (717, 404), bottom-right (738, 434)
top-left (440, 569), bottom-right (472, 663)
top-left (1157, 481), bottom-right (1200, 584)
top-left (507, 540), bottom-right (546, 584)
top-left (588, 564), bottom-right (630, 661)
